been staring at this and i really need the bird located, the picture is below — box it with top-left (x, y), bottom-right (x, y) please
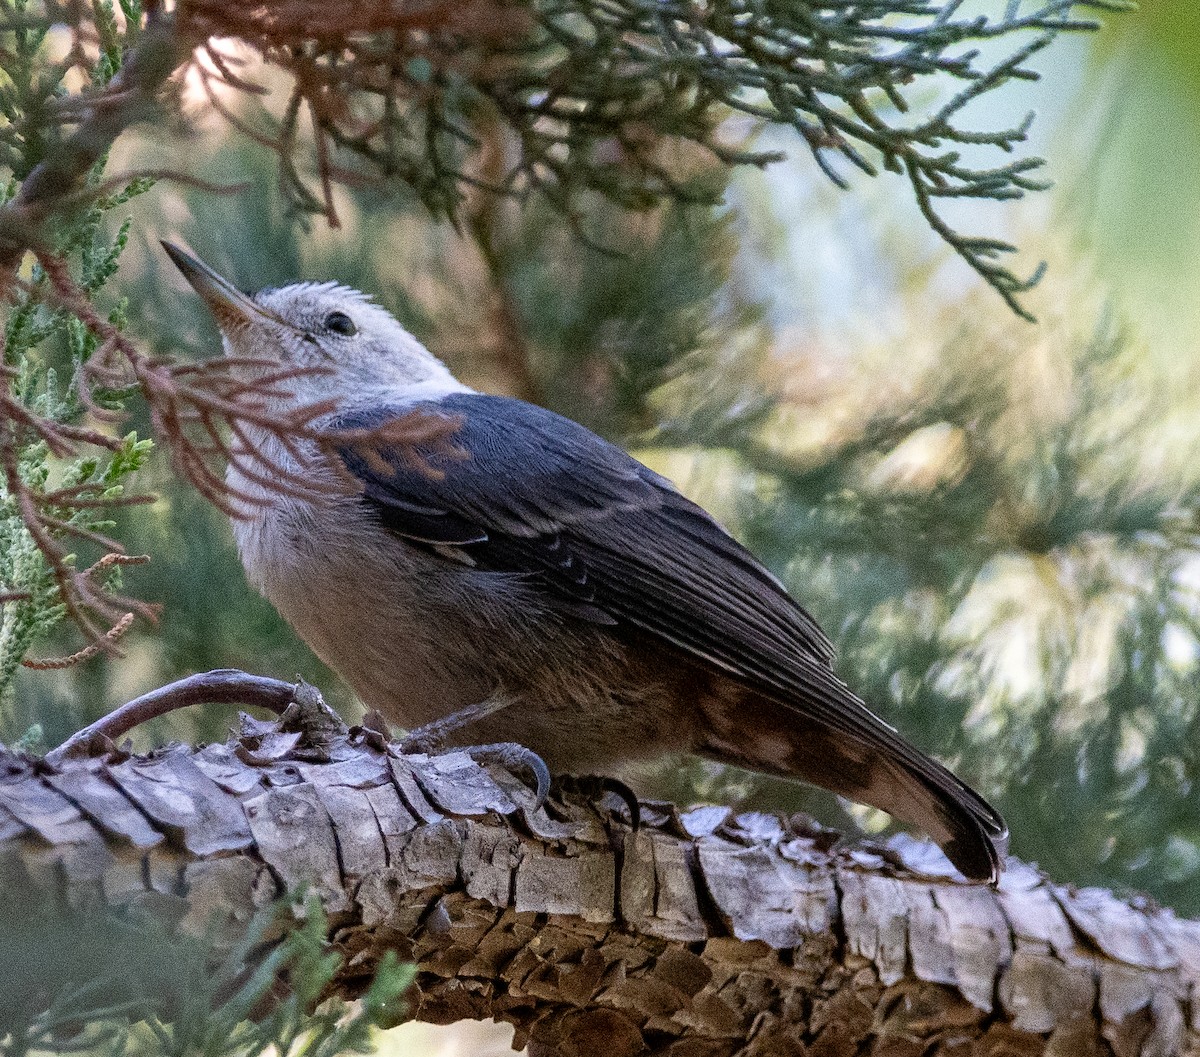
top-left (163, 241), bottom-right (1008, 883)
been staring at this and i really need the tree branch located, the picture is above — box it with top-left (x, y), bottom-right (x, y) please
top-left (2, 687), bottom-right (1196, 1056)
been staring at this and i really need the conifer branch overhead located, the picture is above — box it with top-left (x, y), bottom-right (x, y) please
top-left (183, 0), bottom-right (1131, 317)
top-left (1, 0), bottom-right (1129, 315)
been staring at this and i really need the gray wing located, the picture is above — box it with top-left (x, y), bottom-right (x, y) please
top-left (330, 394), bottom-right (906, 736)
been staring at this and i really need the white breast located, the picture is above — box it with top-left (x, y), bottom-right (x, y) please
top-left (225, 435), bottom-right (494, 727)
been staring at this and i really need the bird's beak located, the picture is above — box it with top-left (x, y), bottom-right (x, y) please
top-left (161, 241), bottom-right (283, 331)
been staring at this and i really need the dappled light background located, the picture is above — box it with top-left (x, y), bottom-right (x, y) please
top-left (8, 8), bottom-right (1200, 1050)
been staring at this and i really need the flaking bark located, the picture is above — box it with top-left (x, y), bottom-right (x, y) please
top-left (2, 705), bottom-right (1198, 1057)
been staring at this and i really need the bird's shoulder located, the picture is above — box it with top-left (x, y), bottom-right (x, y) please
top-left (330, 391), bottom-right (670, 521)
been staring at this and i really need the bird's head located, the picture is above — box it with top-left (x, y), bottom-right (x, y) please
top-left (162, 242), bottom-right (461, 404)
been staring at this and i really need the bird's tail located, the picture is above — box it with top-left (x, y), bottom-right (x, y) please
top-left (698, 691), bottom-right (1008, 883)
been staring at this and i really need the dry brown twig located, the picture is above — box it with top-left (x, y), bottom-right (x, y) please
top-left (17, 552), bottom-right (149, 671)
top-left (175, 0), bottom-right (531, 227)
top-left (0, 342), bottom-right (159, 656)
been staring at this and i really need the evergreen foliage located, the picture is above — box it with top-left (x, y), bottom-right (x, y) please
top-left (2, 890), bottom-right (413, 1057)
top-left (726, 312), bottom-right (1200, 909)
top-left (186, 0), bottom-right (1131, 318)
top-left (0, 0), bottom-right (153, 713)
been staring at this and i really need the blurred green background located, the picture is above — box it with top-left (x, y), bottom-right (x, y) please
top-left (9, 2), bottom-right (1200, 954)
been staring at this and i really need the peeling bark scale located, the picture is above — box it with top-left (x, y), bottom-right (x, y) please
top-left (2, 715), bottom-right (1199, 1057)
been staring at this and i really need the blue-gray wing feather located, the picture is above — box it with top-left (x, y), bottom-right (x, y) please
top-left (331, 394), bottom-right (867, 719)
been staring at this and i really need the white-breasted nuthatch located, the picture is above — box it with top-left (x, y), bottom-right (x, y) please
top-left (164, 242), bottom-right (1008, 883)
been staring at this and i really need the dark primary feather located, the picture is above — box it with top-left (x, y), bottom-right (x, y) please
top-left (332, 394), bottom-right (1007, 882)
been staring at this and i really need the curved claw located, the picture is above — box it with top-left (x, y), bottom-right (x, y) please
top-left (555, 774), bottom-right (641, 829)
top-left (466, 742), bottom-right (551, 811)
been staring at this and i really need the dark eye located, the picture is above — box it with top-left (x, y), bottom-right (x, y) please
top-left (324, 311), bottom-right (357, 336)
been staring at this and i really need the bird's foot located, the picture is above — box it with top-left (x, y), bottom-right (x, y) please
top-left (394, 701), bottom-right (549, 810)
top-left (397, 734), bottom-right (552, 813)
top-left (465, 743), bottom-right (552, 812)
top-left (553, 773), bottom-right (641, 829)
top-left (395, 697), bottom-right (510, 756)
top-left (396, 728), bottom-right (441, 756)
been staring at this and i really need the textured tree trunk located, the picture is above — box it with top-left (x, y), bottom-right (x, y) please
top-left (2, 697), bottom-right (1198, 1057)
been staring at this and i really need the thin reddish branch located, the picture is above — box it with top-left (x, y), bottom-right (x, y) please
top-left (198, 41), bottom-right (268, 96)
top-left (0, 368), bottom-right (150, 653)
top-left (171, 0), bottom-right (535, 227)
top-left (176, 0), bottom-right (517, 42)
top-left (0, 359), bottom-right (154, 657)
top-left (17, 553), bottom-right (150, 672)
top-left (45, 668), bottom-right (303, 763)
top-left (0, 426), bottom-right (147, 650)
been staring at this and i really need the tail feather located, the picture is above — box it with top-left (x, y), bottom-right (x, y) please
top-left (699, 691), bottom-right (1008, 883)
top-left (874, 754), bottom-right (1007, 883)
